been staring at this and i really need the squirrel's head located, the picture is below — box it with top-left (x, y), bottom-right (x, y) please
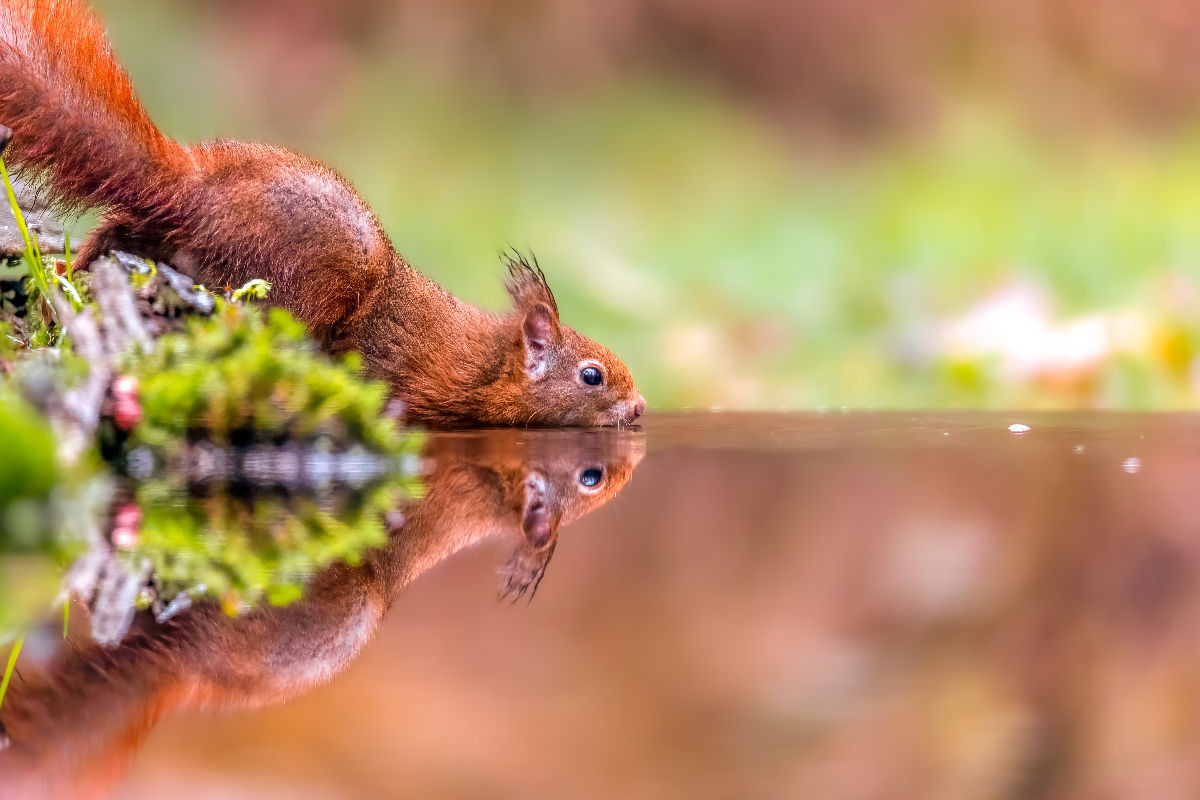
top-left (497, 253), bottom-right (644, 427)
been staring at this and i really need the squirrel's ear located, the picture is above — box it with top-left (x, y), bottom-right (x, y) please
top-left (522, 302), bottom-right (558, 379)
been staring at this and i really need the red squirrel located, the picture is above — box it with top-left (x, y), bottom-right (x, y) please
top-left (0, 0), bottom-right (645, 426)
top-left (0, 429), bottom-right (645, 800)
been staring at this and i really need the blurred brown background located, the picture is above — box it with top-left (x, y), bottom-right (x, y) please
top-left (119, 0), bottom-right (1200, 137)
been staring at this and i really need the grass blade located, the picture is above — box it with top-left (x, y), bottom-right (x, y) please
top-left (0, 157), bottom-right (49, 301)
top-left (0, 634), bottom-right (24, 712)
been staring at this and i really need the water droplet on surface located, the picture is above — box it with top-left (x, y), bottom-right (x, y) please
top-left (1122, 457), bottom-right (1141, 474)
top-left (1008, 423), bottom-right (1031, 434)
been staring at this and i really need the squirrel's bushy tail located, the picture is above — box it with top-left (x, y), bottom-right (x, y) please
top-left (0, 0), bottom-right (186, 214)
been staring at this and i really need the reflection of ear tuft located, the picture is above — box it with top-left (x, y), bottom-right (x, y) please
top-left (503, 249), bottom-right (558, 314)
top-left (497, 538), bottom-right (557, 603)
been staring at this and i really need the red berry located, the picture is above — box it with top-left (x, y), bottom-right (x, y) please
top-left (114, 397), bottom-right (142, 430)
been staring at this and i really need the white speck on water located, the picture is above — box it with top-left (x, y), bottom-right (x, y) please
top-left (1122, 457), bottom-right (1141, 474)
top-left (1073, 445), bottom-right (1085, 454)
top-left (1008, 423), bottom-right (1031, 434)
top-left (943, 432), bottom-right (950, 437)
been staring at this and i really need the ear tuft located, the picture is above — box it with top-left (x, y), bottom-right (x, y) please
top-left (503, 249), bottom-right (558, 313)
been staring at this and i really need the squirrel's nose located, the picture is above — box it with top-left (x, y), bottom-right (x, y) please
top-left (631, 395), bottom-right (646, 420)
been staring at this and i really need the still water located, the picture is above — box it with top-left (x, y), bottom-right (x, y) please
top-left (5, 410), bottom-right (1200, 799)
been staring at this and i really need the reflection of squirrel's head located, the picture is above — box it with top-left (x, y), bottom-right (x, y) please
top-left (415, 429), bottom-right (645, 600)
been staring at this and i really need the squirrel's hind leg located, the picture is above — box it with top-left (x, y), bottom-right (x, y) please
top-left (75, 217), bottom-right (175, 272)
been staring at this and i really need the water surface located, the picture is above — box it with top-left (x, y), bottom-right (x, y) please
top-left (9, 411), bottom-right (1200, 799)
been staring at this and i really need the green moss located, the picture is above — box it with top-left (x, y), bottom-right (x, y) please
top-left (0, 388), bottom-right (72, 555)
top-left (0, 388), bottom-right (109, 634)
top-left (131, 474), bottom-right (412, 614)
top-left (0, 320), bottom-right (15, 362)
top-left (125, 300), bottom-right (417, 455)
top-left (119, 298), bottom-right (423, 613)
top-left (2, 274), bottom-right (423, 634)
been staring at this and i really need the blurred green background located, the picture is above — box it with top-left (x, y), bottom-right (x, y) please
top-left (89, 0), bottom-right (1200, 410)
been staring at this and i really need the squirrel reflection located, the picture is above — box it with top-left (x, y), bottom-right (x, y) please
top-left (0, 429), bottom-right (644, 800)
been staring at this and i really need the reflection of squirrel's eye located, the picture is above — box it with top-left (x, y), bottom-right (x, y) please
top-left (579, 467), bottom-right (604, 487)
top-left (580, 366), bottom-right (603, 386)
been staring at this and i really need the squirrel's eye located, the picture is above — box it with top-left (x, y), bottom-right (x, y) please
top-left (579, 467), bottom-right (604, 487)
top-left (580, 366), bottom-right (603, 386)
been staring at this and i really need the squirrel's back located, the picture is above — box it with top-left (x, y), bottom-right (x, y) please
top-left (0, 0), bottom-right (186, 214)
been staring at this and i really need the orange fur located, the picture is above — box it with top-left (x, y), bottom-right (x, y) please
top-left (0, 0), bottom-right (644, 426)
